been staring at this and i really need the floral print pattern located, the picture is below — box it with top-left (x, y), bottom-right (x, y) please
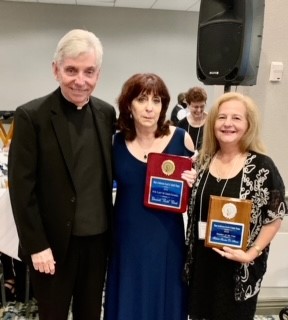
top-left (184, 151), bottom-right (287, 301)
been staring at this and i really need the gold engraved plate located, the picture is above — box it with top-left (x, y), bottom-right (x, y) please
top-left (144, 153), bottom-right (192, 213)
top-left (161, 160), bottom-right (175, 176)
top-left (222, 203), bottom-right (237, 220)
top-left (205, 195), bottom-right (252, 250)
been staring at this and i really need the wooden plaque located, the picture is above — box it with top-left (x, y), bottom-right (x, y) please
top-left (144, 153), bottom-right (192, 213)
top-left (205, 195), bottom-right (252, 250)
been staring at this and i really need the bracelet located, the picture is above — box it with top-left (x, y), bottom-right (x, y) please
top-left (252, 244), bottom-right (262, 256)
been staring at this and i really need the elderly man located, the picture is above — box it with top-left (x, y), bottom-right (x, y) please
top-left (8, 29), bottom-right (116, 320)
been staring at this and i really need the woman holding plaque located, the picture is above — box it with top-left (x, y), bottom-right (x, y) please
top-left (184, 92), bottom-right (287, 320)
top-left (104, 73), bottom-right (196, 320)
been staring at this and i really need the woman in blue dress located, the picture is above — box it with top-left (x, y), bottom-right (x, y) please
top-left (104, 73), bottom-right (196, 320)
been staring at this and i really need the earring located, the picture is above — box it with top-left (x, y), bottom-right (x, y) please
top-left (130, 113), bottom-right (133, 119)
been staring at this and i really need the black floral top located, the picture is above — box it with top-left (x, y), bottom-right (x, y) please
top-left (184, 151), bottom-right (287, 301)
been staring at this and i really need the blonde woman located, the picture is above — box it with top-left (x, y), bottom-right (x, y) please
top-left (184, 92), bottom-right (287, 320)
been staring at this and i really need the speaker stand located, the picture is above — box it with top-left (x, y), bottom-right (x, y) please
top-left (224, 84), bottom-right (231, 93)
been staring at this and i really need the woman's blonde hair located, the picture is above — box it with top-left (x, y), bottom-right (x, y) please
top-left (199, 92), bottom-right (266, 165)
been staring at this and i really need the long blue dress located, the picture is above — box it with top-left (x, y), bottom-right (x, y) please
top-left (104, 128), bottom-right (190, 320)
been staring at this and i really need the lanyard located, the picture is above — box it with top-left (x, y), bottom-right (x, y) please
top-left (199, 154), bottom-right (242, 222)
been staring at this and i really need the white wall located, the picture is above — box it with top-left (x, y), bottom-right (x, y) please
top-left (0, 2), bottom-right (287, 188)
top-left (233, 0), bottom-right (288, 196)
top-left (0, 2), bottom-right (214, 111)
top-left (1, 0), bottom-right (288, 297)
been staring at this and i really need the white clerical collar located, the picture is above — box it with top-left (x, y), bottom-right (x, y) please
top-left (76, 98), bottom-right (89, 110)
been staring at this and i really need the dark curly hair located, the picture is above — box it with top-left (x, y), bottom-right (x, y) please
top-left (117, 73), bottom-right (171, 141)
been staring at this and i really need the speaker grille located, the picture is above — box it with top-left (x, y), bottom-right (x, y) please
top-left (198, 22), bottom-right (243, 80)
top-left (196, 0), bottom-right (264, 86)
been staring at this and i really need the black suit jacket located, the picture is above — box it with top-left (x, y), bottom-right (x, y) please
top-left (170, 104), bottom-right (185, 126)
top-left (8, 88), bottom-right (116, 263)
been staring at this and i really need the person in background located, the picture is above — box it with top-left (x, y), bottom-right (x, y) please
top-left (104, 73), bottom-right (196, 320)
top-left (0, 253), bottom-right (26, 303)
top-left (8, 29), bottom-right (116, 320)
top-left (184, 92), bottom-right (287, 320)
top-left (178, 87), bottom-right (207, 154)
top-left (170, 92), bottom-right (188, 125)
top-left (1, 126), bottom-right (30, 306)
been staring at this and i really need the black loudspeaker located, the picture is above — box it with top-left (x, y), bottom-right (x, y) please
top-left (197, 0), bottom-right (265, 86)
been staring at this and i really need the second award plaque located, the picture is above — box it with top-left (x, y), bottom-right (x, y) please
top-left (144, 153), bottom-right (193, 213)
top-left (205, 195), bottom-right (252, 250)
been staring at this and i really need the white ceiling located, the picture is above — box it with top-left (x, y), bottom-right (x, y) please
top-left (1, 0), bottom-right (201, 11)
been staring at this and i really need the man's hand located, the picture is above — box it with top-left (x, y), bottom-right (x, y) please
top-left (31, 248), bottom-right (56, 274)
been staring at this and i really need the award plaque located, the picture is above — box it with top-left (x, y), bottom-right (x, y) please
top-left (144, 153), bottom-right (193, 213)
top-left (205, 196), bottom-right (252, 250)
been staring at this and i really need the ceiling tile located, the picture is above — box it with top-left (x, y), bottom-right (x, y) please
top-left (114, 0), bottom-right (155, 9)
top-left (76, 0), bottom-right (114, 6)
top-left (1, 0), bottom-right (200, 10)
top-left (3, 0), bottom-right (37, 2)
top-left (152, 0), bottom-right (200, 11)
top-left (39, 0), bottom-right (76, 4)
top-left (187, 0), bottom-right (200, 11)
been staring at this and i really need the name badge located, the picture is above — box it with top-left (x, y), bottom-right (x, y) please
top-left (198, 221), bottom-right (207, 240)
